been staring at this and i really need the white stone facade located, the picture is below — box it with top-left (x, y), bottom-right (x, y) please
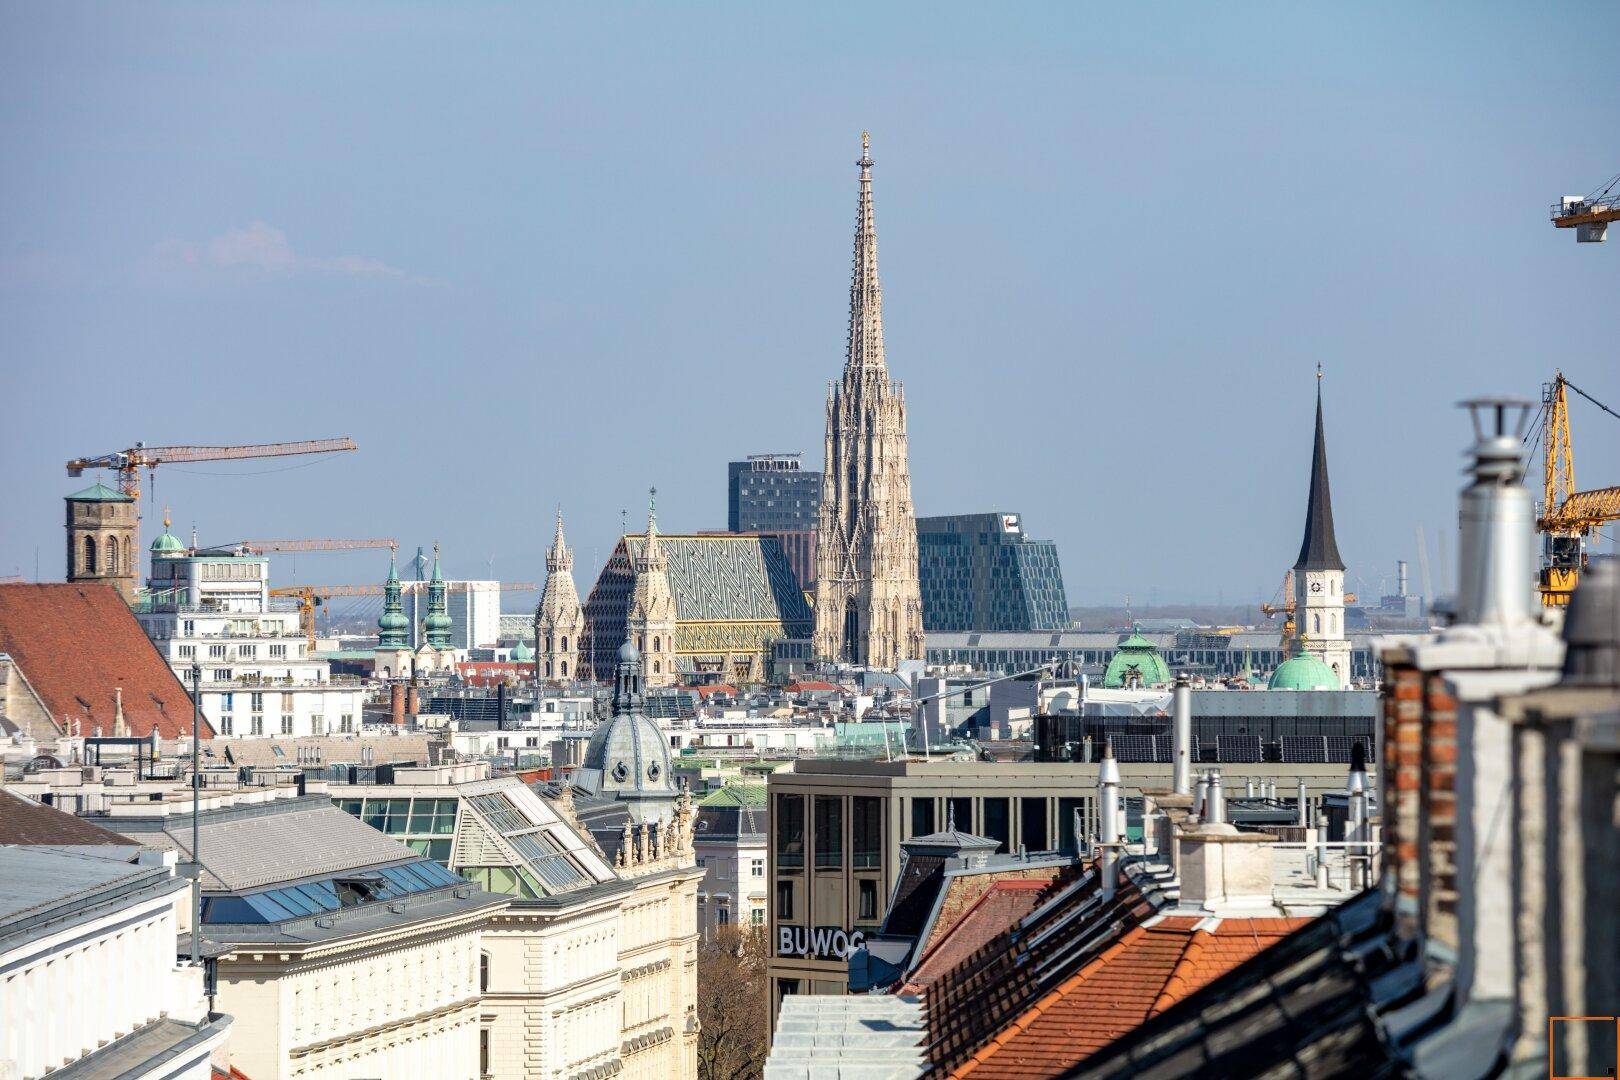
top-left (536, 510), bottom-right (585, 682)
top-left (1294, 567), bottom-right (1352, 689)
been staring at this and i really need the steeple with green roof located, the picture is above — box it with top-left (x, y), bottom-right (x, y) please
top-left (1101, 629), bottom-right (1172, 688)
top-left (377, 547), bottom-right (409, 649)
top-left (424, 542), bottom-right (452, 649)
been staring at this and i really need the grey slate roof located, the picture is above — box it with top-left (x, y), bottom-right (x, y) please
top-left (622, 534), bottom-right (812, 624)
top-left (1294, 389), bottom-right (1346, 572)
top-left (0, 846), bottom-right (157, 927)
top-left (104, 795), bottom-right (418, 891)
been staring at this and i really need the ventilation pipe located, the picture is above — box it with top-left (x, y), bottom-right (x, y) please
top-left (1296, 777), bottom-right (1309, 827)
top-left (1098, 738), bottom-right (1121, 899)
top-left (1194, 772), bottom-right (1210, 822)
top-left (1347, 741), bottom-right (1369, 888)
top-left (1456, 399), bottom-right (1537, 627)
top-left (1245, 778), bottom-right (1256, 798)
top-left (1207, 770), bottom-right (1225, 825)
top-left (1172, 674), bottom-right (1192, 795)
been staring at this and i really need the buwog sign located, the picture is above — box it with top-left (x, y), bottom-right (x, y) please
top-left (777, 925), bottom-right (866, 961)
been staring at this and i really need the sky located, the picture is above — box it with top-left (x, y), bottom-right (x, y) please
top-left (3, 2), bottom-right (1618, 614)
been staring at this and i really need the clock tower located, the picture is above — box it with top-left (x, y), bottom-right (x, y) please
top-left (1291, 377), bottom-right (1352, 687)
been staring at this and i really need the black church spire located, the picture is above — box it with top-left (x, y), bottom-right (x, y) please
top-left (1294, 381), bottom-right (1346, 572)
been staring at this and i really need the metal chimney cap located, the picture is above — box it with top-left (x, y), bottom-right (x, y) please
top-left (1561, 558), bottom-right (1620, 688)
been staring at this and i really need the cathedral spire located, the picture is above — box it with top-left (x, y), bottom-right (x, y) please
top-left (1294, 371), bottom-right (1346, 573)
top-left (547, 505), bottom-right (572, 573)
top-left (846, 131), bottom-right (887, 373)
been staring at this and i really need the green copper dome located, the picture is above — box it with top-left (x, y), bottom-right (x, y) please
top-left (510, 640), bottom-right (534, 661)
top-left (1101, 632), bottom-right (1172, 689)
top-left (150, 531), bottom-right (186, 555)
top-left (1267, 654), bottom-right (1338, 691)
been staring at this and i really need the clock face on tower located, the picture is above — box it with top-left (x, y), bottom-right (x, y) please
top-left (1310, 581), bottom-right (1323, 593)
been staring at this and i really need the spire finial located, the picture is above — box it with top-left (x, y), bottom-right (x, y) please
top-left (162, 506), bottom-right (171, 529)
top-left (861, 130), bottom-right (870, 162)
top-left (1316, 360), bottom-right (1323, 381)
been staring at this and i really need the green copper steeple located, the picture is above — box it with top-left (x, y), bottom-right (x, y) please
top-left (377, 546), bottom-right (409, 648)
top-left (424, 542), bottom-right (452, 648)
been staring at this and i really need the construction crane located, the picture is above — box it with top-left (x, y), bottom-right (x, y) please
top-left (1551, 173), bottom-right (1620, 243)
top-left (1536, 372), bottom-right (1620, 607)
top-left (270, 580), bottom-right (537, 650)
top-left (208, 538), bottom-right (395, 556)
top-left (1259, 569), bottom-right (1356, 654)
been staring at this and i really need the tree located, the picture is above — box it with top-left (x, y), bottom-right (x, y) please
top-left (697, 925), bottom-right (770, 1080)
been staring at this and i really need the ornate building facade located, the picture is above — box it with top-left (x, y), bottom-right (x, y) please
top-left (1290, 378), bottom-right (1352, 688)
top-left (812, 134), bottom-right (926, 669)
top-left (625, 493), bottom-right (679, 687)
top-left (536, 508), bottom-right (585, 682)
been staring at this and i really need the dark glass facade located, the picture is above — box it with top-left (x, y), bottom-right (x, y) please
top-left (727, 454), bottom-right (822, 533)
top-left (916, 512), bottom-right (1070, 632)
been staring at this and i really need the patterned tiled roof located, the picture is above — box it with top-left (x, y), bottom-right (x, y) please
top-left (0, 583), bottom-right (210, 739)
top-left (623, 534), bottom-right (812, 624)
top-left (947, 916), bottom-right (1311, 1078)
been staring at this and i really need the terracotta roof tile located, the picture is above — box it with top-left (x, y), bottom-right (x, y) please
top-left (901, 877), bottom-right (1057, 994)
top-left (945, 917), bottom-right (1312, 1078)
top-left (0, 583), bottom-right (210, 739)
top-left (0, 789), bottom-right (135, 846)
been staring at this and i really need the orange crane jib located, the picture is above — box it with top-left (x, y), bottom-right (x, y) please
top-left (65, 437), bottom-right (358, 500)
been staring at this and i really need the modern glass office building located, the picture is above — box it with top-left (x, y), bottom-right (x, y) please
top-left (915, 512), bottom-right (1070, 632)
top-left (727, 453), bottom-right (822, 533)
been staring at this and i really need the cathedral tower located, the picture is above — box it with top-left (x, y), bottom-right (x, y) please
top-left (1291, 374), bottom-right (1352, 688)
top-left (626, 490), bottom-right (678, 687)
top-left (536, 507), bottom-right (585, 681)
top-left (812, 133), bottom-right (926, 669)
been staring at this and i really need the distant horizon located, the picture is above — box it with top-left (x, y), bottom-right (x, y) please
top-left (5, 4), bottom-right (1617, 608)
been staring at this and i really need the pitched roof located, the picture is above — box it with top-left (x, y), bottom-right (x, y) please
top-left (66, 482), bottom-right (132, 502)
top-left (0, 789), bottom-right (135, 847)
top-left (698, 781), bottom-right (766, 807)
top-left (901, 878), bottom-right (1056, 995)
top-left (1294, 388), bottom-right (1345, 572)
top-left (0, 583), bottom-right (211, 739)
top-left (948, 915), bottom-right (1311, 1078)
top-left (617, 534), bottom-right (813, 624)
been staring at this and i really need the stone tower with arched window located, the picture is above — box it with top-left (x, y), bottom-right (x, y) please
top-left (626, 492), bottom-right (678, 687)
top-left (64, 483), bottom-right (138, 604)
top-left (535, 507), bottom-right (584, 682)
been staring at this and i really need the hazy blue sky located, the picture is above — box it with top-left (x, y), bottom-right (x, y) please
top-left (3, 3), bottom-right (1617, 615)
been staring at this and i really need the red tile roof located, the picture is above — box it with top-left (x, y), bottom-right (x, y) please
top-left (692, 684), bottom-right (738, 698)
top-left (785, 680), bottom-right (841, 692)
top-left (901, 877), bottom-right (1056, 995)
top-left (946, 915), bottom-right (1311, 1078)
top-left (0, 584), bottom-right (210, 739)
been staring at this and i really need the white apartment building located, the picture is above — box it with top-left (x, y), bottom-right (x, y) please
top-left (692, 782), bottom-right (768, 939)
top-left (0, 791), bottom-right (231, 1080)
top-left (134, 535), bottom-right (371, 738)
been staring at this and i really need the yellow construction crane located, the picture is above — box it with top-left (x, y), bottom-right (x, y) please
top-left (1260, 570), bottom-right (1297, 655)
top-left (1537, 372), bottom-right (1620, 606)
top-left (1551, 173), bottom-right (1620, 243)
top-left (211, 538), bottom-right (395, 556)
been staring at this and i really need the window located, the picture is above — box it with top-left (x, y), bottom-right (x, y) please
top-left (652, 661), bottom-right (660, 674)
top-left (775, 794), bottom-right (804, 870)
top-left (480, 1029), bottom-right (490, 1079)
top-left (717, 906), bottom-right (730, 926)
top-left (220, 716), bottom-right (233, 735)
top-left (479, 952), bottom-right (490, 992)
top-left (250, 693), bottom-right (264, 711)
top-left (560, 661), bottom-right (568, 676)
top-left (340, 714), bottom-right (354, 733)
top-left (178, 644), bottom-right (195, 658)
top-left (209, 644), bottom-right (227, 658)
top-left (363, 798), bottom-right (412, 834)
top-left (239, 645), bottom-right (257, 659)
top-left (560, 636), bottom-right (568, 651)
top-left (213, 669), bottom-right (231, 682)
top-left (183, 620), bottom-right (195, 636)
top-left (270, 644), bottom-right (286, 658)
top-left (1058, 796), bottom-right (1085, 854)
top-left (983, 798), bottom-right (1010, 853)
top-left (652, 636), bottom-right (660, 652)
top-left (250, 715), bottom-right (264, 736)
top-left (814, 796), bottom-right (843, 870)
top-left (1020, 798), bottom-right (1048, 851)
top-left (853, 796), bottom-right (882, 869)
top-left (775, 879), bottom-right (794, 921)
top-left (751, 908), bottom-right (764, 926)
top-left (858, 879), bottom-right (879, 921)
top-left (280, 715), bottom-right (293, 735)
top-left (751, 858), bottom-right (764, 877)
top-left (910, 798), bottom-right (936, 838)
top-left (83, 535), bottom-right (97, 574)
top-left (949, 797), bottom-right (973, 834)
top-left (221, 693), bottom-right (234, 712)
top-left (311, 715), bottom-right (325, 735)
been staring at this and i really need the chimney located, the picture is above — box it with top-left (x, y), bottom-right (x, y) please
top-left (1397, 560), bottom-right (1409, 598)
top-left (1194, 772), bottom-right (1210, 822)
top-left (1393, 398), bottom-right (1564, 1015)
top-left (1245, 778), bottom-right (1256, 798)
top-left (1098, 738), bottom-right (1120, 899)
top-left (1172, 674), bottom-right (1192, 795)
top-left (1207, 770), bottom-right (1225, 825)
top-left (407, 685), bottom-right (420, 718)
top-left (1178, 819), bottom-right (1278, 913)
top-left (390, 683), bottom-right (405, 725)
top-left (1296, 777), bottom-right (1308, 827)
top-left (113, 687), bottom-right (128, 738)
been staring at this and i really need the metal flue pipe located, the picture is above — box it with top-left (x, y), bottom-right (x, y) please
top-left (1172, 675), bottom-right (1192, 795)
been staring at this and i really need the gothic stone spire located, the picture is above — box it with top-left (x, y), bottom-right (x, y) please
top-left (1294, 374), bottom-right (1346, 573)
top-left (847, 130), bottom-right (886, 373)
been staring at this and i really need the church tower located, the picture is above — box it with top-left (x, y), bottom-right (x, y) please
top-left (65, 482), bottom-right (139, 604)
top-left (626, 490), bottom-right (678, 687)
top-left (423, 543), bottom-right (453, 650)
top-left (536, 507), bottom-right (585, 682)
top-left (377, 547), bottom-right (410, 650)
top-left (812, 133), bottom-right (926, 670)
top-left (1291, 374), bottom-right (1352, 688)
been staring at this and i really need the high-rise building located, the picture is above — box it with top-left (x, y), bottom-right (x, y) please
top-left (812, 134), bottom-right (926, 669)
top-left (535, 507), bottom-right (585, 681)
top-left (64, 482), bottom-right (138, 603)
top-left (915, 512), bottom-right (1070, 632)
top-left (729, 454), bottom-right (821, 533)
top-left (1289, 378), bottom-right (1352, 688)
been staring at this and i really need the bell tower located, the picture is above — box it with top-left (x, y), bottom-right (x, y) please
top-left (1291, 371), bottom-right (1352, 688)
top-left (65, 483), bottom-right (138, 604)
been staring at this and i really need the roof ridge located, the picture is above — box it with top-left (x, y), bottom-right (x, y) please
top-left (1149, 927), bottom-right (1213, 1016)
top-left (950, 923), bottom-right (1152, 1079)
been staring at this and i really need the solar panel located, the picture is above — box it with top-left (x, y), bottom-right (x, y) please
top-left (1110, 735), bottom-right (1156, 763)
top-left (1281, 735), bottom-right (1327, 763)
top-left (1216, 735), bottom-right (1263, 763)
top-left (1326, 735), bottom-right (1375, 764)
